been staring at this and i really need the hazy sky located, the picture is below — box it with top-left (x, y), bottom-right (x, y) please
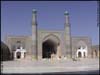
top-left (1, 1), bottom-right (99, 45)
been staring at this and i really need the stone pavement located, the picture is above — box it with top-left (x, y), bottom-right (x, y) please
top-left (2, 58), bottom-right (99, 74)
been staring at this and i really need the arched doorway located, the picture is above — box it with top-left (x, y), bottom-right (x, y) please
top-left (84, 52), bottom-right (86, 58)
top-left (42, 39), bottom-right (58, 58)
top-left (42, 34), bottom-right (60, 59)
top-left (78, 52), bottom-right (81, 58)
top-left (14, 46), bottom-right (26, 60)
top-left (76, 41), bottom-right (88, 58)
top-left (16, 52), bottom-right (21, 59)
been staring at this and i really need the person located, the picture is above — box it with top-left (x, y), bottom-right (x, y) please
top-left (51, 53), bottom-right (55, 63)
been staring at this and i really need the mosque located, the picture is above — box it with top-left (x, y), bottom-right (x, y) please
top-left (4, 9), bottom-right (99, 60)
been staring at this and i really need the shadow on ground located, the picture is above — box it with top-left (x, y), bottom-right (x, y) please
top-left (2, 70), bottom-right (99, 75)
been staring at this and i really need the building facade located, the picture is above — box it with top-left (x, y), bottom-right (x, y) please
top-left (5, 9), bottom-right (93, 60)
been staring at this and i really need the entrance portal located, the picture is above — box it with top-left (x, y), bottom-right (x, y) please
top-left (42, 39), bottom-right (58, 58)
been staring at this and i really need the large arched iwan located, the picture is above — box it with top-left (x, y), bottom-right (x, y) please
top-left (42, 34), bottom-right (60, 58)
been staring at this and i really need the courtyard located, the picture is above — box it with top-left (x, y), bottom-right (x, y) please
top-left (2, 58), bottom-right (99, 74)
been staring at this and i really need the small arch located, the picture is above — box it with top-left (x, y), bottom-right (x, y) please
top-left (24, 53), bottom-right (26, 58)
top-left (84, 52), bottom-right (86, 58)
top-left (76, 41), bottom-right (88, 58)
top-left (78, 52), bottom-right (82, 58)
top-left (16, 52), bottom-right (21, 59)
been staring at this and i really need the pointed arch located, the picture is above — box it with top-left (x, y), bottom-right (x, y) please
top-left (42, 34), bottom-right (60, 58)
top-left (42, 34), bottom-right (60, 44)
top-left (78, 51), bottom-right (82, 58)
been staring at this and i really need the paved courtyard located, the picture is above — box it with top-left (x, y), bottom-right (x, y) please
top-left (1, 58), bottom-right (99, 74)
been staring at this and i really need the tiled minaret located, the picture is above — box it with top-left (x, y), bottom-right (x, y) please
top-left (64, 11), bottom-right (72, 58)
top-left (32, 9), bottom-right (37, 59)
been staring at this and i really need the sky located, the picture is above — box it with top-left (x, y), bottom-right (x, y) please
top-left (1, 1), bottom-right (99, 45)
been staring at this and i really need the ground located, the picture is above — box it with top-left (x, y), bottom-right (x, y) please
top-left (1, 58), bottom-right (99, 74)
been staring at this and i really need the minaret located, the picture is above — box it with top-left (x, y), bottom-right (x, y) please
top-left (64, 11), bottom-right (72, 58)
top-left (32, 9), bottom-right (37, 59)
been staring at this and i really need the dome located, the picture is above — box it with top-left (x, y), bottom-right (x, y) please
top-left (64, 11), bottom-right (69, 15)
top-left (32, 9), bottom-right (37, 13)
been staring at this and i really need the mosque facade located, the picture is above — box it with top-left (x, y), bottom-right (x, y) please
top-left (5, 9), bottom-right (95, 60)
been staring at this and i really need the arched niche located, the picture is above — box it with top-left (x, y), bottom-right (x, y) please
top-left (76, 41), bottom-right (88, 58)
top-left (42, 34), bottom-right (60, 58)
